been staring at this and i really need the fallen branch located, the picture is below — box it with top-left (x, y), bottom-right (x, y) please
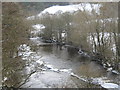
top-left (16, 70), bottom-right (37, 88)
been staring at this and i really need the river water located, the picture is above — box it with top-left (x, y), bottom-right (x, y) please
top-left (2, 37), bottom-right (120, 89)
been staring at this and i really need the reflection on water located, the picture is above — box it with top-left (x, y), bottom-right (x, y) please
top-left (41, 46), bottom-right (53, 53)
top-left (39, 45), bottom-right (106, 77)
top-left (75, 61), bottom-right (106, 77)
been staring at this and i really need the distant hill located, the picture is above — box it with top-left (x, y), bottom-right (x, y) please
top-left (20, 2), bottom-right (70, 16)
top-left (27, 3), bottom-right (102, 20)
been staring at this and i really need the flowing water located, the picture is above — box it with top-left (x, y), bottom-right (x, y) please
top-left (2, 37), bottom-right (120, 89)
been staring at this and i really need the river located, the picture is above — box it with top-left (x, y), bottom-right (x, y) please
top-left (2, 37), bottom-right (120, 89)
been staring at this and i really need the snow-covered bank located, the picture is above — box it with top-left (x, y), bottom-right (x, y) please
top-left (18, 44), bottom-right (35, 60)
top-left (101, 83), bottom-right (119, 89)
top-left (91, 77), bottom-right (119, 89)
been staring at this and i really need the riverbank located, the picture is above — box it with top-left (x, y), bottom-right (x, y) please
top-left (2, 36), bottom-right (120, 89)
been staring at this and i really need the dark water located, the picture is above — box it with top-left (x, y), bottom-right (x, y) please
top-left (2, 38), bottom-right (120, 88)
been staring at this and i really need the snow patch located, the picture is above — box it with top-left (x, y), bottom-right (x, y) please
top-left (3, 77), bottom-right (7, 82)
top-left (91, 77), bottom-right (119, 89)
top-left (29, 37), bottom-right (40, 40)
top-left (60, 69), bottom-right (72, 73)
top-left (31, 24), bottom-right (45, 35)
top-left (101, 83), bottom-right (119, 88)
top-left (36, 60), bottom-right (44, 65)
top-left (70, 72), bottom-right (88, 82)
top-left (50, 68), bottom-right (59, 72)
top-left (32, 24), bottom-right (45, 30)
top-left (107, 67), bottom-right (113, 71)
top-left (45, 64), bottom-right (54, 69)
top-left (18, 44), bottom-right (39, 60)
top-left (111, 70), bottom-right (120, 75)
